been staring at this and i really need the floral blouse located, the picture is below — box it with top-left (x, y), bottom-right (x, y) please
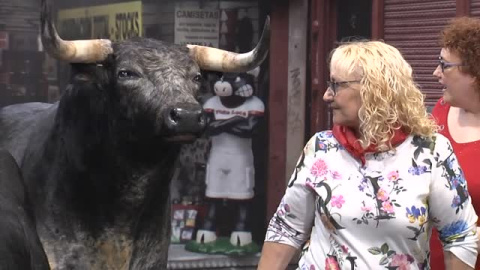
top-left (265, 131), bottom-right (478, 270)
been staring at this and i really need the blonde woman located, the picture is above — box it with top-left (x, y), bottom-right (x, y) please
top-left (258, 41), bottom-right (478, 269)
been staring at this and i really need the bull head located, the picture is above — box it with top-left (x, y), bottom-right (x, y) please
top-left (40, 0), bottom-right (270, 73)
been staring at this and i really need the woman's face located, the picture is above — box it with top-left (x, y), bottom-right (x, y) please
top-left (323, 61), bottom-right (362, 131)
top-left (433, 48), bottom-right (477, 107)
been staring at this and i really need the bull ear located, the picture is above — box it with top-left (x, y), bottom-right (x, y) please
top-left (40, 0), bottom-right (112, 63)
top-left (187, 16), bottom-right (270, 73)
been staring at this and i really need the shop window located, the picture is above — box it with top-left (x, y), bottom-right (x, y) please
top-left (2, 0), bottom-right (270, 268)
top-left (167, 1), bottom-right (270, 268)
top-left (337, 0), bottom-right (372, 42)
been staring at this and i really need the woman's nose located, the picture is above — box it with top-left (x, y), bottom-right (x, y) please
top-left (323, 88), bottom-right (334, 102)
top-left (433, 65), bottom-right (442, 78)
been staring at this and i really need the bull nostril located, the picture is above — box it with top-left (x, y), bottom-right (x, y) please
top-left (170, 109), bottom-right (179, 123)
top-left (198, 114), bottom-right (206, 125)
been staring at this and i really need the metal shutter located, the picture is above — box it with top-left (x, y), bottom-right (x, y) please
top-left (384, 0), bottom-right (456, 109)
top-left (472, 0), bottom-right (480, 17)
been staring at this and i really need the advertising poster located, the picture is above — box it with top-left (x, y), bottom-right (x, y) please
top-left (174, 1), bottom-right (219, 47)
top-left (57, 1), bottom-right (142, 41)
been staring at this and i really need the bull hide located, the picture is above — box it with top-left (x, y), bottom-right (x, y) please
top-left (0, 148), bottom-right (50, 269)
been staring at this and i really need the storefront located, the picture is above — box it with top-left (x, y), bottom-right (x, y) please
top-left (383, 0), bottom-right (457, 110)
top-left (308, 0), bottom-right (470, 116)
top-left (3, 0), bottom-right (477, 268)
top-left (0, 0), bottom-right (49, 106)
top-left (50, 0), bottom-right (294, 268)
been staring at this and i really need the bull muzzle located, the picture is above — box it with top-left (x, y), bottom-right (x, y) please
top-left (163, 103), bottom-right (206, 141)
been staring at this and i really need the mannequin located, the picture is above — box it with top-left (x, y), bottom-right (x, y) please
top-left (194, 68), bottom-right (264, 252)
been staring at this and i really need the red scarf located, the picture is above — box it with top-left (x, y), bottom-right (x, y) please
top-left (332, 125), bottom-right (408, 166)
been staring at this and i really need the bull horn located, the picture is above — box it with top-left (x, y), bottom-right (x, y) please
top-left (187, 16), bottom-right (270, 73)
top-left (40, 0), bottom-right (112, 63)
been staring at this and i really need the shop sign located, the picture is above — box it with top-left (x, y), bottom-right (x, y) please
top-left (57, 1), bottom-right (142, 41)
top-left (174, 1), bottom-right (219, 47)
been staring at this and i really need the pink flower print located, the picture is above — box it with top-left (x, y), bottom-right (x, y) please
top-left (340, 245), bottom-right (349, 254)
top-left (277, 200), bottom-right (289, 217)
top-left (389, 254), bottom-right (413, 270)
top-left (300, 262), bottom-right (315, 270)
top-left (325, 257), bottom-right (340, 270)
top-left (387, 170), bottom-right (400, 181)
top-left (376, 188), bottom-right (389, 201)
top-left (277, 200), bottom-right (297, 219)
top-left (310, 158), bottom-right (328, 177)
top-left (331, 171), bottom-right (342, 180)
top-left (361, 205), bottom-right (372, 212)
top-left (318, 141), bottom-right (327, 151)
top-left (330, 195), bottom-right (345, 208)
top-left (381, 201), bottom-right (395, 214)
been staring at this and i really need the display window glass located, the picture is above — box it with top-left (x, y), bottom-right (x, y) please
top-left (1, 0), bottom-right (271, 269)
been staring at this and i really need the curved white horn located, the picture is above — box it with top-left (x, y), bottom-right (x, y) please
top-left (40, 0), bottom-right (112, 63)
top-left (188, 16), bottom-right (270, 72)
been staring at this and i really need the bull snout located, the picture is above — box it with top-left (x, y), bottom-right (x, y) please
top-left (163, 103), bottom-right (206, 136)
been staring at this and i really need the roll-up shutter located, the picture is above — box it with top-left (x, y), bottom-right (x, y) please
top-left (472, 1), bottom-right (480, 17)
top-left (384, 0), bottom-right (456, 110)
top-left (0, 0), bottom-right (39, 34)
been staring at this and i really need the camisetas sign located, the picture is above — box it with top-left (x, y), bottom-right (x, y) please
top-left (174, 1), bottom-right (219, 47)
top-left (57, 1), bottom-right (142, 41)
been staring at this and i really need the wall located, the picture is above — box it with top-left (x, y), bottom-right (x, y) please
top-left (0, 0), bottom-right (40, 50)
top-left (383, 0), bottom-right (456, 108)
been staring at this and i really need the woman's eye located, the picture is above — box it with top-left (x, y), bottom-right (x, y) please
top-left (118, 70), bottom-right (138, 79)
top-left (193, 74), bottom-right (203, 83)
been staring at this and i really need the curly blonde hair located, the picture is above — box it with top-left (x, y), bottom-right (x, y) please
top-left (330, 41), bottom-right (438, 150)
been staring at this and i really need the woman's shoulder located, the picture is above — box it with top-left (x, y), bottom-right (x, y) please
top-left (409, 133), bottom-right (451, 151)
top-left (431, 97), bottom-right (450, 124)
top-left (303, 130), bottom-right (343, 155)
top-left (304, 130), bottom-right (335, 145)
top-left (314, 130), bottom-right (335, 139)
top-left (411, 133), bottom-right (453, 158)
top-left (309, 130), bottom-right (340, 146)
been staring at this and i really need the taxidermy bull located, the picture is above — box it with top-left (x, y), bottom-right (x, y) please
top-left (0, 0), bottom-right (269, 268)
top-left (0, 149), bottom-right (50, 269)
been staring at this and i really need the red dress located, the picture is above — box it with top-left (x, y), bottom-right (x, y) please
top-left (431, 98), bottom-right (480, 269)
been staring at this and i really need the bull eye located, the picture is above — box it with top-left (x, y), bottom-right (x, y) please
top-left (118, 70), bottom-right (139, 79)
top-left (192, 74), bottom-right (203, 83)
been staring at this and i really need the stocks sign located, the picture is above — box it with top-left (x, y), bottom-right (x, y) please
top-left (58, 1), bottom-right (142, 41)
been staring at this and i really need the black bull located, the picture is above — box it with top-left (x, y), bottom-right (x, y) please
top-left (0, 0), bottom-right (269, 268)
top-left (0, 149), bottom-right (50, 269)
